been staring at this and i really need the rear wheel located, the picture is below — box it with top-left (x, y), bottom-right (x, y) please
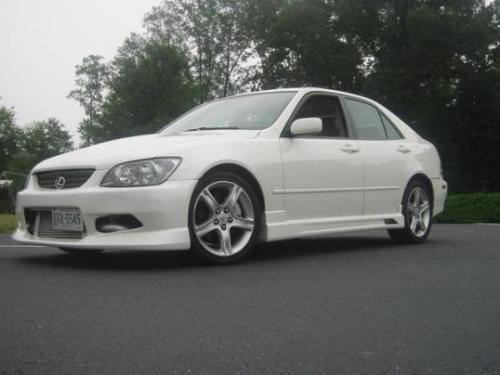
top-left (388, 179), bottom-right (432, 244)
top-left (188, 172), bottom-right (261, 264)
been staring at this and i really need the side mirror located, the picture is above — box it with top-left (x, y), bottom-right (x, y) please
top-left (290, 117), bottom-right (322, 136)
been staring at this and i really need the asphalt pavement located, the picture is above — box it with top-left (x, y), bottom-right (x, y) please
top-left (1, 224), bottom-right (499, 374)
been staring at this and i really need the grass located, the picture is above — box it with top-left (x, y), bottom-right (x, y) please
top-left (435, 193), bottom-right (500, 223)
top-left (0, 214), bottom-right (17, 234)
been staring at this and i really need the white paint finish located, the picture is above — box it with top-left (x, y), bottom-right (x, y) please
top-left (15, 180), bottom-right (196, 250)
top-left (33, 130), bottom-right (261, 172)
top-left (290, 117), bottom-right (323, 136)
top-left (267, 213), bottom-right (405, 241)
top-left (358, 140), bottom-right (415, 215)
top-left (174, 137), bottom-right (286, 215)
top-left (13, 227), bottom-right (191, 251)
top-left (14, 88), bottom-right (447, 250)
top-left (432, 177), bottom-right (447, 216)
top-left (279, 137), bottom-right (364, 220)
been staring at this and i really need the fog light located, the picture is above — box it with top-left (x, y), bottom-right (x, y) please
top-left (95, 215), bottom-right (142, 233)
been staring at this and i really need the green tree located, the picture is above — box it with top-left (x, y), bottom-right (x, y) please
top-left (81, 37), bottom-right (195, 143)
top-left (0, 101), bottom-right (21, 173)
top-left (8, 118), bottom-right (73, 174)
top-left (254, 0), bottom-right (363, 90)
top-left (67, 0), bottom-right (500, 192)
top-left (68, 55), bottom-right (109, 146)
top-left (0, 103), bottom-right (21, 213)
top-left (335, 0), bottom-right (500, 192)
top-left (145, 0), bottom-right (257, 101)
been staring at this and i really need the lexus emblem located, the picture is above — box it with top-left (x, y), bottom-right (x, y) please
top-left (55, 176), bottom-right (66, 189)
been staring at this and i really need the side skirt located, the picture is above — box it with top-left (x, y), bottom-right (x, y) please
top-left (264, 213), bottom-right (405, 242)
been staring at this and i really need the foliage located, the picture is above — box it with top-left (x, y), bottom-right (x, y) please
top-left (67, 0), bottom-right (500, 193)
top-left (67, 55), bottom-right (109, 147)
top-left (435, 193), bottom-right (500, 223)
top-left (8, 118), bottom-right (73, 174)
top-left (253, 0), bottom-right (363, 90)
top-left (0, 101), bottom-right (73, 213)
top-left (0, 102), bottom-right (21, 173)
top-left (0, 214), bottom-right (17, 234)
top-left (1, 99), bottom-right (73, 178)
top-left (145, 0), bottom-right (258, 101)
top-left (333, 0), bottom-right (500, 192)
top-left (254, 0), bottom-right (500, 193)
top-left (0, 192), bottom-right (11, 214)
top-left (77, 38), bottom-right (195, 144)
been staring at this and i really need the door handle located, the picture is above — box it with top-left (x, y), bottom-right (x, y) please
top-left (397, 145), bottom-right (411, 153)
top-left (340, 144), bottom-right (360, 154)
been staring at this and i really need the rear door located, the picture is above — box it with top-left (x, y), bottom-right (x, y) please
top-left (344, 97), bottom-right (414, 216)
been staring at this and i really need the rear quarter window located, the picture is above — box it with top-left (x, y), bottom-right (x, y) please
top-left (345, 99), bottom-right (387, 140)
top-left (380, 112), bottom-right (403, 140)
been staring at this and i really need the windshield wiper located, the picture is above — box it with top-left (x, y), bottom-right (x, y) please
top-left (185, 126), bottom-right (241, 132)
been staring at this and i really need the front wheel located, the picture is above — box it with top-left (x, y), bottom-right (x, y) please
top-left (388, 179), bottom-right (433, 244)
top-left (188, 172), bottom-right (262, 264)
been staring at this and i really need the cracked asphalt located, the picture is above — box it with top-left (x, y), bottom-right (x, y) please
top-left (1, 224), bottom-right (499, 374)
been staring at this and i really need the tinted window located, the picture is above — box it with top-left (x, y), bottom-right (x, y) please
top-left (380, 112), bottom-right (403, 140)
top-left (292, 95), bottom-right (348, 138)
top-left (160, 92), bottom-right (296, 134)
top-left (346, 99), bottom-right (387, 140)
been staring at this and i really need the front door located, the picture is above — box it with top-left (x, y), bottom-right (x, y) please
top-left (279, 94), bottom-right (364, 221)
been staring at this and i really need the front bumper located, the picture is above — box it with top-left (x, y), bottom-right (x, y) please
top-left (12, 179), bottom-right (197, 250)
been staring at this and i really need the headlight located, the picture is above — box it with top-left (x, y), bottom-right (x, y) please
top-left (101, 158), bottom-right (181, 187)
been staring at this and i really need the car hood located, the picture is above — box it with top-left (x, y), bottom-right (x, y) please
top-left (33, 130), bottom-right (261, 172)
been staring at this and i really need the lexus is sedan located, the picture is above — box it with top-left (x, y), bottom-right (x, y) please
top-left (13, 88), bottom-right (447, 264)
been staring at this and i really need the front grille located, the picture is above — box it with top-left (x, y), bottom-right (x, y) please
top-left (36, 169), bottom-right (95, 189)
top-left (25, 209), bottom-right (85, 239)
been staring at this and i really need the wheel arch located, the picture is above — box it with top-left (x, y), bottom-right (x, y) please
top-left (198, 163), bottom-right (266, 214)
top-left (406, 173), bottom-right (434, 205)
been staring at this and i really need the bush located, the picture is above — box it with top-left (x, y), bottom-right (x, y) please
top-left (0, 191), bottom-right (11, 213)
top-left (0, 214), bottom-right (17, 234)
top-left (435, 193), bottom-right (500, 223)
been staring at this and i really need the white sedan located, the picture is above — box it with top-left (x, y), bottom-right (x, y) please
top-left (13, 88), bottom-right (447, 264)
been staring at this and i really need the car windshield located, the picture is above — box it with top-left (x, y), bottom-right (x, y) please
top-left (159, 91), bottom-right (296, 134)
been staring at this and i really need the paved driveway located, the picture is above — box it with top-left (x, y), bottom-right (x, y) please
top-left (1, 224), bottom-right (499, 374)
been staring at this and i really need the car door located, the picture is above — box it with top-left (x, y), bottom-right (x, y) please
top-left (279, 94), bottom-right (364, 221)
top-left (344, 97), bottom-right (415, 216)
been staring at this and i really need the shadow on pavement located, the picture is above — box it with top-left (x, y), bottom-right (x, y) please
top-left (15, 235), bottom-right (407, 271)
top-left (252, 235), bottom-right (399, 260)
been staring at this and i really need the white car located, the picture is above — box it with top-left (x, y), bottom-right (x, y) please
top-left (13, 88), bottom-right (447, 264)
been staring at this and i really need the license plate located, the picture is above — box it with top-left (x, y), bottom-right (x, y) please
top-left (52, 209), bottom-right (83, 232)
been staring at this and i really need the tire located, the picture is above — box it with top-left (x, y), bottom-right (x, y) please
top-left (59, 248), bottom-right (103, 257)
top-left (388, 179), bottom-right (433, 244)
top-left (188, 171), bottom-right (262, 264)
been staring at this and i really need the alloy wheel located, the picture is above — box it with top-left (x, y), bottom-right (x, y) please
top-left (192, 180), bottom-right (255, 257)
top-left (407, 186), bottom-right (431, 237)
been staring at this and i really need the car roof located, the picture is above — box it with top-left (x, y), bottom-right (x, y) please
top-left (231, 87), bottom-right (375, 104)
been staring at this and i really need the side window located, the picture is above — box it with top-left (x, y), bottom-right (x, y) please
top-left (292, 95), bottom-right (348, 138)
top-left (380, 112), bottom-right (403, 140)
top-left (345, 99), bottom-right (387, 140)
